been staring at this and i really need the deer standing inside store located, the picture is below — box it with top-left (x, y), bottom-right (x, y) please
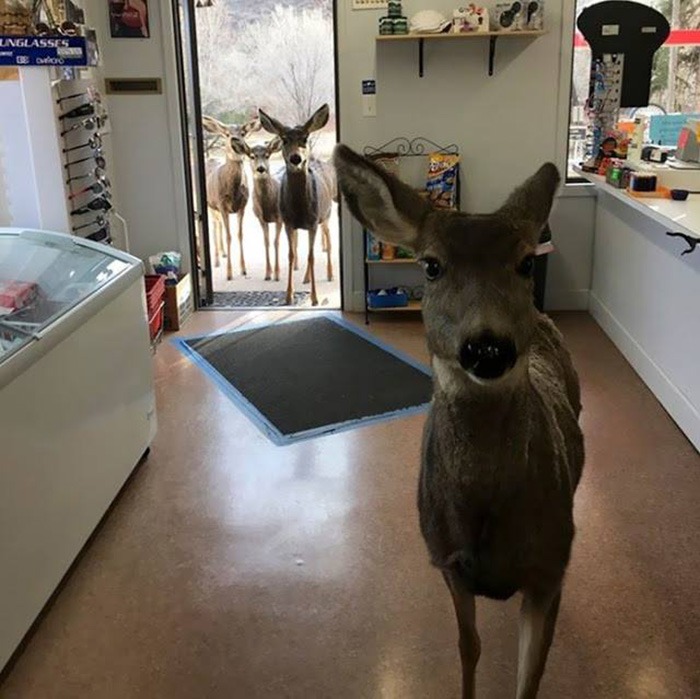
top-left (232, 136), bottom-right (284, 281)
top-left (334, 144), bottom-right (585, 699)
top-left (258, 104), bottom-right (335, 306)
top-left (202, 116), bottom-right (260, 281)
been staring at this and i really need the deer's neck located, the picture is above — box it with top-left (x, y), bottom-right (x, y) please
top-left (432, 357), bottom-right (532, 454)
top-left (285, 168), bottom-right (313, 197)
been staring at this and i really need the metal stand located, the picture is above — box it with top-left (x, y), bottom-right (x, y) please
top-left (361, 137), bottom-right (461, 324)
top-left (489, 36), bottom-right (497, 76)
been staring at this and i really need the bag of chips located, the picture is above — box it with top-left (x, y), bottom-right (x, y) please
top-left (425, 153), bottom-right (460, 209)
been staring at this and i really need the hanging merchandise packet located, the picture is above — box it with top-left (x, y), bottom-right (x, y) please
top-left (425, 153), bottom-right (460, 209)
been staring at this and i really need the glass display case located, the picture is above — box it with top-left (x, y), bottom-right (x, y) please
top-left (1, 227), bottom-right (155, 672)
top-left (0, 230), bottom-right (130, 362)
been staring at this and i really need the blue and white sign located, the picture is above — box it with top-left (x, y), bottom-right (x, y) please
top-left (0, 35), bottom-right (88, 67)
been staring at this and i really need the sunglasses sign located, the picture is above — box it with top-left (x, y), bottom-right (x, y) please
top-left (0, 35), bottom-right (88, 67)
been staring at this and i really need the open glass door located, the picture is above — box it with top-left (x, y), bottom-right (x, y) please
top-left (171, 0), bottom-right (212, 307)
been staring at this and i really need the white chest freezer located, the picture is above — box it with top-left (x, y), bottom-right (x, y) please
top-left (0, 228), bottom-right (156, 671)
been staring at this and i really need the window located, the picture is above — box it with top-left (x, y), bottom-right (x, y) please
top-left (567, 0), bottom-right (700, 179)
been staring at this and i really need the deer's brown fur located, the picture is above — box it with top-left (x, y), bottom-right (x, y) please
top-left (203, 116), bottom-right (260, 280)
top-left (258, 104), bottom-right (336, 306)
top-left (334, 144), bottom-right (584, 699)
top-left (232, 136), bottom-right (284, 281)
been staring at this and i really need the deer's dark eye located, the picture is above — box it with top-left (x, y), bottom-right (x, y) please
top-left (517, 255), bottom-right (535, 278)
top-left (421, 257), bottom-right (443, 281)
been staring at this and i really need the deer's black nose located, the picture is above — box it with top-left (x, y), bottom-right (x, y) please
top-left (459, 334), bottom-right (517, 380)
top-left (256, 165), bottom-right (266, 173)
top-left (289, 153), bottom-right (302, 165)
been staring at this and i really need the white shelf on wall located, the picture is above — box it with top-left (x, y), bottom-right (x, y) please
top-left (369, 300), bottom-right (422, 313)
top-left (376, 30), bottom-right (548, 77)
top-left (366, 258), bottom-right (418, 264)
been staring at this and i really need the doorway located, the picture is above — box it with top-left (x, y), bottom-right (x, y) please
top-left (172, 0), bottom-right (342, 311)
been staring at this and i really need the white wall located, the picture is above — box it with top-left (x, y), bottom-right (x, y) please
top-left (83, 2), bottom-right (190, 268)
top-left (336, 0), bottom-right (594, 311)
top-left (85, 1), bottom-right (593, 310)
top-left (0, 70), bottom-right (70, 232)
top-left (547, 191), bottom-right (596, 310)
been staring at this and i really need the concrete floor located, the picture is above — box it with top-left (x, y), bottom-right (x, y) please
top-left (209, 203), bottom-right (341, 309)
top-left (1, 311), bottom-right (699, 698)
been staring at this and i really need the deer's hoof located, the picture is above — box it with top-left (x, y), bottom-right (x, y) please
top-left (327, 275), bottom-right (334, 282)
top-left (311, 297), bottom-right (319, 307)
top-left (265, 274), bottom-right (271, 281)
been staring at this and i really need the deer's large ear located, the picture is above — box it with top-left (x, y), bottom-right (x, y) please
top-left (229, 136), bottom-right (249, 157)
top-left (243, 118), bottom-right (262, 136)
top-left (304, 104), bottom-right (330, 134)
top-left (202, 115), bottom-right (227, 135)
top-left (258, 109), bottom-right (285, 136)
top-left (268, 136), bottom-right (283, 154)
top-left (334, 144), bottom-right (429, 249)
top-left (498, 163), bottom-right (560, 242)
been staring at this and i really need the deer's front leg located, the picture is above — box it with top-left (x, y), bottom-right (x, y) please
top-left (274, 221), bottom-right (282, 281)
top-left (293, 229), bottom-right (299, 271)
top-left (237, 209), bottom-right (247, 276)
top-left (306, 227), bottom-right (318, 306)
top-left (443, 570), bottom-right (480, 699)
top-left (223, 213), bottom-right (233, 281)
top-left (262, 221), bottom-right (272, 281)
top-left (516, 587), bottom-right (561, 699)
top-left (211, 212), bottom-right (220, 268)
top-left (218, 213), bottom-right (226, 259)
top-left (285, 226), bottom-right (296, 306)
top-left (321, 220), bottom-right (333, 281)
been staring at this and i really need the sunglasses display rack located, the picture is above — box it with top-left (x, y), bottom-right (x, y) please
top-left (55, 77), bottom-right (115, 247)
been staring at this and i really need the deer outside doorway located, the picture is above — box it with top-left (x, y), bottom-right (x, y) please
top-left (184, 0), bottom-right (341, 310)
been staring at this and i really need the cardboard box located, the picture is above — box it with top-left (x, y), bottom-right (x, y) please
top-left (163, 273), bottom-right (193, 332)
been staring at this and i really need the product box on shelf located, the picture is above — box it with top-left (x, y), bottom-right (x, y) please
top-left (453, 5), bottom-right (489, 33)
top-left (525, 1), bottom-right (544, 30)
top-left (492, 2), bottom-right (525, 31)
top-left (163, 273), bottom-right (193, 332)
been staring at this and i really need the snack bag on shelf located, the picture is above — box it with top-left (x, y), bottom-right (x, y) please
top-left (425, 153), bottom-right (460, 209)
top-left (366, 231), bottom-right (382, 260)
top-left (382, 243), bottom-right (397, 260)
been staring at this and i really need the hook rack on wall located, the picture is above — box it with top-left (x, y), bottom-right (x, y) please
top-left (666, 231), bottom-right (700, 256)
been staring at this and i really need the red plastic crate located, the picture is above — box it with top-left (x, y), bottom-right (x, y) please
top-left (148, 301), bottom-right (165, 344)
top-left (144, 275), bottom-right (165, 319)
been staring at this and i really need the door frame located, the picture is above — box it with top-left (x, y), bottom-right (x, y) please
top-left (171, 0), bottom-right (344, 311)
top-left (171, 0), bottom-right (213, 307)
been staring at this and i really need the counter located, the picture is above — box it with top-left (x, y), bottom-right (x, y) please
top-left (576, 167), bottom-right (700, 451)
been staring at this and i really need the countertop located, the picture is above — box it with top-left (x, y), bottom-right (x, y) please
top-left (573, 166), bottom-right (700, 241)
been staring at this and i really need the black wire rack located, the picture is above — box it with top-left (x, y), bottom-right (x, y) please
top-left (361, 136), bottom-right (461, 324)
top-left (363, 136), bottom-right (459, 159)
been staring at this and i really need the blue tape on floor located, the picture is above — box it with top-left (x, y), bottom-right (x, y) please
top-left (172, 312), bottom-right (432, 446)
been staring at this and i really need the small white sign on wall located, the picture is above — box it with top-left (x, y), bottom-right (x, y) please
top-left (352, 0), bottom-right (388, 9)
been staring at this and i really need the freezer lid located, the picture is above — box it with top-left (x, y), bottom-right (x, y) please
top-left (0, 228), bottom-right (139, 364)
